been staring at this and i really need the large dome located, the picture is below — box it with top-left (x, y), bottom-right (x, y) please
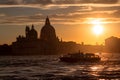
top-left (40, 17), bottom-right (57, 41)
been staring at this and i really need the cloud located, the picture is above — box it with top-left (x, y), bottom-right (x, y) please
top-left (0, 1), bottom-right (120, 25)
top-left (0, 0), bottom-right (119, 10)
top-left (113, 10), bottom-right (120, 17)
top-left (0, 0), bottom-right (25, 5)
top-left (1, 9), bottom-right (120, 25)
top-left (33, 0), bottom-right (53, 5)
top-left (0, 13), bottom-right (45, 25)
top-left (0, 14), bottom-right (6, 17)
top-left (0, 0), bottom-right (119, 6)
top-left (54, 0), bottom-right (119, 4)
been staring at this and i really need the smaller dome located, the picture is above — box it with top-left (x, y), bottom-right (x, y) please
top-left (29, 25), bottom-right (38, 39)
top-left (31, 25), bottom-right (37, 34)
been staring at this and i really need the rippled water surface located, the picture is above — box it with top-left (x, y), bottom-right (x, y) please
top-left (0, 53), bottom-right (120, 80)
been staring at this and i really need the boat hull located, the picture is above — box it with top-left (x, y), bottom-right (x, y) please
top-left (60, 57), bottom-right (101, 63)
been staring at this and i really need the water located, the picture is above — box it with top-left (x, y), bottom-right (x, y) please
top-left (0, 53), bottom-right (120, 80)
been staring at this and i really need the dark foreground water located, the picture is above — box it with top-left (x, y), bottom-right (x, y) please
top-left (0, 53), bottom-right (120, 80)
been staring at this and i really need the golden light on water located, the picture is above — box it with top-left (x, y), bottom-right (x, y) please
top-left (91, 66), bottom-right (99, 71)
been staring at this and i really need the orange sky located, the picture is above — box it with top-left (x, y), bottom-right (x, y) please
top-left (0, 0), bottom-right (120, 45)
top-left (0, 18), bottom-right (120, 45)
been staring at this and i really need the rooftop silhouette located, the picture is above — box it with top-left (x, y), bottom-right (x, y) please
top-left (0, 17), bottom-right (107, 55)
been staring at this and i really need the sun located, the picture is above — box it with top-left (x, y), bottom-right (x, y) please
top-left (91, 19), bottom-right (104, 36)
top-left (93, 25), bottom-right (103, 35)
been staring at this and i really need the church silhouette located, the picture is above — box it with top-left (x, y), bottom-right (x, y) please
top-left (0, 17), bottom-right (104, 55)
top-left (12, 17), bottom-right (59, 55)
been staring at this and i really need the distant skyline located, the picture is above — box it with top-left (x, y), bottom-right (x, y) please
top-left (0, 0), bottom-right (120, 45)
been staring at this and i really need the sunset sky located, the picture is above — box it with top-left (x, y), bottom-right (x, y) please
top-left (0, 0), bottom-right (120, 45)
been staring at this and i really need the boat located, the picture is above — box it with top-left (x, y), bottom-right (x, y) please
top-left (59, 52), bottom-right (101, 63)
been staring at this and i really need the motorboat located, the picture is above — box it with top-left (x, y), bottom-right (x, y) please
top-left (59, 52), bottom-right (101, 63)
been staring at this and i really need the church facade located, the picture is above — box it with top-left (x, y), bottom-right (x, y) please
top-left (12, 17), bottom-right (59, 55)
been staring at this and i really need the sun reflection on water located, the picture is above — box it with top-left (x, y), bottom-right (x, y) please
top-left (91, 66), bottom-right (99, 71)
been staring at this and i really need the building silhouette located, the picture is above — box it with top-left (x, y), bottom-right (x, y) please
top-left (40, 16), bottom-right (59, 54)
top-left (40, 16), bottom-right (57, 41)
top-left (12, 17), bottom-right (59, 55)
top-left (5, 16), bottom-right (104, 55)
top-left (25, 25), bottom-right (38, 40)
top-left (105, 36), bottom-right (120, 53)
